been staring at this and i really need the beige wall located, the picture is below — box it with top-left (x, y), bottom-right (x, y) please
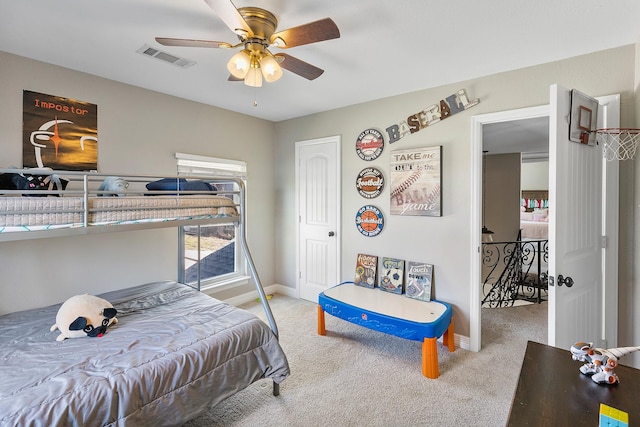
top-left (0, 44), bottom-right (637, 363)
top-left (521, 161), bottom-right (549, 190)
top-left (0, 51), bottom-right (277, 314)
top-left (274, 44), bottom-right (636, 343)
top-left (485, 153), bottom-right (521, 242)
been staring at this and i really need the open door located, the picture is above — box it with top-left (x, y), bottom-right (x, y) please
top-left (548, 85), bottom-right (618, 349)
top-left (469, 91), bottom-right (618, 353)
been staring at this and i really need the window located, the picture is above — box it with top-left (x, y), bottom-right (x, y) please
top-left (176, 153), bottom-right (248, 291)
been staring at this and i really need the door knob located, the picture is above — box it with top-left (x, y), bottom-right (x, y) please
top-left (557, 275), bottom-right (574, 287)
top-left (328, 231), bottom-right (335, 237)
top-left (541, 273), bottom-right (574, 287)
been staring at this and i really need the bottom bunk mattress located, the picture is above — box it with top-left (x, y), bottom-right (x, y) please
top-left (0, 281), bottom-right (290, 426)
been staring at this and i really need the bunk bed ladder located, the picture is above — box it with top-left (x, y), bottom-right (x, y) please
top-left (236, 179), bottom-right (281, 396)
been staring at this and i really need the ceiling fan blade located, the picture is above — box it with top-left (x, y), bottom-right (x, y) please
top-left (276, 53), bottom-right (324, 80)
top-left (203, 0), bottom-right (253, 37)
top-left (270, 18), bottom-right (340, 48)
top-left (155, 37), bottom-right (232, 48)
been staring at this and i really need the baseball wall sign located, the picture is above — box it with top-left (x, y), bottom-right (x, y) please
top-left (356, 167), bottom-right (385, 199)
top-left (385, 89), bottom-right (480, 145)
top-left (355, 128), bottom-right (384, 161)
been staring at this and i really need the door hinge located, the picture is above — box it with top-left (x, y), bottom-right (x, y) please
top-left (601, 235), bottom-right (607, 248)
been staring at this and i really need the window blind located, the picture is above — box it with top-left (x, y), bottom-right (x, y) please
top-left (175, 152), bottom-right (246, 179)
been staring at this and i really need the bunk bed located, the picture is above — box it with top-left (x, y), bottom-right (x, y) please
top-left (0, 168), bottom-right (290, 426)
top-left (0, 170), bottom-right (239, 238)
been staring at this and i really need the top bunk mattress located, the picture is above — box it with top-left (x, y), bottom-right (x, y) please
top-left (0, 195), bottom-right (237, 231)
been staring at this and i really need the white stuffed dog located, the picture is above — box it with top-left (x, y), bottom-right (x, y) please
top-left (50, 294), bottom-right (118, 341)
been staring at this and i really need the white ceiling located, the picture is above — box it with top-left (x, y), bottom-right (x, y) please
top-left (1, 0), bottom-right (638, 123)
top-left (484, 116), bottom-right (550, 158)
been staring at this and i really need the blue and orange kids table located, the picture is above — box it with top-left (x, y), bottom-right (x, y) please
top-left (318, 282), bottom-right (455, 378)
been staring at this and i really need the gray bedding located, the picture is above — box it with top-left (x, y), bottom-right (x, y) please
top-left (0, 281), bottom-right (290, 426)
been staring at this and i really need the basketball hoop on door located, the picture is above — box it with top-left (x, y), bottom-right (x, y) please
top-left (592, 128), bottom-right (640, 161)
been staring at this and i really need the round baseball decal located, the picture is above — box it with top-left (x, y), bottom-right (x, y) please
top-left (355, 205), bottom-right (384, 237)
top-left (356, 167), bottom-right (385, 199)
top-left (355, 128), bottom-right (384, 161)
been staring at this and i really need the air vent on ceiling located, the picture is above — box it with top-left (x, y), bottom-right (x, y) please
top-left (136, 44), bottom-right (195, 68)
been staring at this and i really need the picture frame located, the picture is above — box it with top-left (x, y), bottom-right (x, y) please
top-left (569, 89), bottom-right (598, 146)
top-left (23, 90), bottom-right (98, 170)
top-left (390, 145), bottom-right (442, 217)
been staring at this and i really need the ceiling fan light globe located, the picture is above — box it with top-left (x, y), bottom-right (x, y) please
top-left (271, 36), bottom-right (286, 48)
top-left (244, 67), bottom-right (262, 87)
top-left (234, 29), bottom-right (250, 40)
top-left (260, 55), bottom-right (283, 82)
top-left (227, 50), bottom-right (251, 79)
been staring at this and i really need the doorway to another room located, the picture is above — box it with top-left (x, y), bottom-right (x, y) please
top-left (471, 91), bottom-right (620, 353)
top-left (481, 115), bottom-right (550, 345)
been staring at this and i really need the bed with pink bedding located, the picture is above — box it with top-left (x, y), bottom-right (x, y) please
top-left (520, 211), bottom-right (548, 239)
top-left (520, 190), bottom-right (548, 240)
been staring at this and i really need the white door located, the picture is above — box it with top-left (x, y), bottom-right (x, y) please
top-left (470, 94), bottom-right (618, 353)
top-left (296, 136), bottom-right (341, 302)
top-left (548, 84), bottom-right (611, 349)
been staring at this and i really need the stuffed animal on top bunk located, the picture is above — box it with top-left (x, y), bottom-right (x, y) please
top-left (50, 294), bottom-right (118, 341)
top-left (98, 176), bottom-right (129, 197)
top-left (0, 169), bottom-right (69, 197)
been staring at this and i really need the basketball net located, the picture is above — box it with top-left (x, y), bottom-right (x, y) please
top-left (594, 128), bottom-right (640, 161)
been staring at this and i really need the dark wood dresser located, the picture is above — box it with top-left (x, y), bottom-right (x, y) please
top-left (508, 340), bottom-right (639, 426)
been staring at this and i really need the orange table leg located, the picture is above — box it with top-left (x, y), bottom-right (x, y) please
top-left (317, 305), bottom-right (326, 336)
top-left (422, 337), bottom-right (439, 379)
top-left (443, 317), bottom-right (455, 352)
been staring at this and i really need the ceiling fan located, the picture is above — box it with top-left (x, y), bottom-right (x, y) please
top-left (155, 0), bottom-right (340, 87)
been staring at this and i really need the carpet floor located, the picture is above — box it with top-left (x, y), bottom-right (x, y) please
top-left (184, 294), bottom-right (547, 427)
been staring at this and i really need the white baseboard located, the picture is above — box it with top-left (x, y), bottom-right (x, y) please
top-left (215, 283), bottom-right (296, 306)
top-left (453, 334), bottom-right (470, 351)
top-left (434, 329), bottom-right (470, 351)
